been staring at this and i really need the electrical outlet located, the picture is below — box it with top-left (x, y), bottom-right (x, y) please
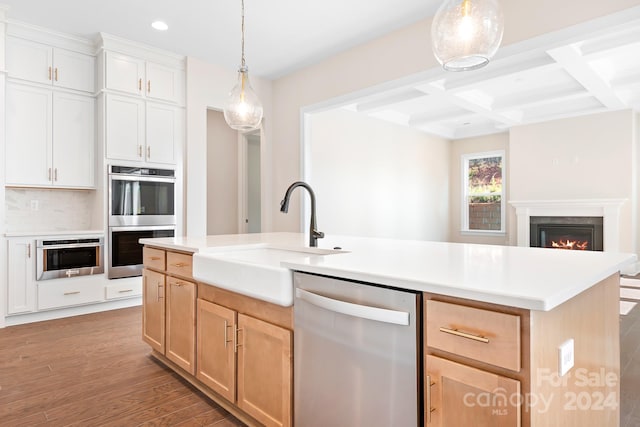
top-left (558, 338), bottom-right (574, 376)
top-left (30, 200), bottom-right (39, 211)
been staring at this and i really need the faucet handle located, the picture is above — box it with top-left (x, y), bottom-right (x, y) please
top-left (313, 229), bottom-right (325, 239)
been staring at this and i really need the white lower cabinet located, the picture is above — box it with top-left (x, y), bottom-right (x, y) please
top-left (7, 238), bottom-right (37, 315)
top-left (37, 278), bottom-right (104, 311)
top-left (105, 279), bottom-right (143, 300)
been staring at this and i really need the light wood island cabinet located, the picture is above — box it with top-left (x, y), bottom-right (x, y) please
top-left (424, 273), bottom-right (620, 427)
top-left (142, 245), bottom-right (293, 427)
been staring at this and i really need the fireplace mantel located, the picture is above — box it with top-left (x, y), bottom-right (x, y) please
top-left (509, 199), bottom-right (627, 251)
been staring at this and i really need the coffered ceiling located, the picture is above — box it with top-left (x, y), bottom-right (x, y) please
top-left (343, 16), bottom-right (640, 139)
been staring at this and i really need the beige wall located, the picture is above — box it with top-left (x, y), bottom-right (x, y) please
top-left (508, 110), bottom-right (636, 253)
top-left (271, 0), bottom-right (640, 233)
top-left (185, 57), bottom-right (272, 236)
top-left (449, 133), bottom-right (510, 245)
top-left (310, 108), bottom-right (450, 241)
top-left (206, 110), bottom-right (239, 235)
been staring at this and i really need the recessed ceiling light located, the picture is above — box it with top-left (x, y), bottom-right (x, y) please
top-left (151, 21), bottom-right (169, 31)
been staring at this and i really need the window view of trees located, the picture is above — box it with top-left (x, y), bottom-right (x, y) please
top-left (464, 153), bottom-right (504, 232)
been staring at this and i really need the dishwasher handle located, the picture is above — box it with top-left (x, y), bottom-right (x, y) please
top-left (296, 288), bottom-right (410, 326)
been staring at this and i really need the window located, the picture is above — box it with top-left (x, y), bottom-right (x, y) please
top-left (462, 151), bottom-right (505, 233)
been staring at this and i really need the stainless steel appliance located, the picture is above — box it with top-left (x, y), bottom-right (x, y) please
top-left (37, 236), bottom-right (104, 280)
top-left (108, 165), bottom-right (176, 226)
top-left (108, 226), bottom-right (174, 279)
top-left (294, 272), bottom-right (421, 427)
top-left (108, 165), bottom-right (176, 279)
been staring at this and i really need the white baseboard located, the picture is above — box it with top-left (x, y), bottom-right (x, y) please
top-left (2, 297), bottom-right (142, 327)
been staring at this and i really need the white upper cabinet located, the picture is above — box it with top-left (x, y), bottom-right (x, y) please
top-left (6, 37), bottom-right (95, 93)
top-left (104, 51), bottom-right (182, 104)
top-left (105, 93), bottom-right (146, 162)
top-left (105, 51), bottom-right (145, 96)
top-left (6, 83), bottom-right (95, 188)
top-left (146, 102), bottom-right (179, 164)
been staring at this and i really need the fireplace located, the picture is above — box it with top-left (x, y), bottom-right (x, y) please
top-left (510, 199), bottom-right (626, 252)
top-left (529, 216), bottom-right (603, 251)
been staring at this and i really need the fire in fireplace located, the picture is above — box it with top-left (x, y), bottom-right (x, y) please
top-left (530, 216), bottom-right (603, 251)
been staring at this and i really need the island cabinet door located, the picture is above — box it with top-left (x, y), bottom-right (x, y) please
top-left (426, 355), bottom-right (520, 427)
top-left (196, 299), bottom-right (236, 402)
top-left (142, 268), bottom-right (165, 353)
top-left (237, 313), bottom-right (292, 427)
top-left (165, 278), bottom-right (196, 374)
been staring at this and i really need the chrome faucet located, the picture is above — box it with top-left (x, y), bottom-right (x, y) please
top-left (280, 181), bottom-right (324, 247)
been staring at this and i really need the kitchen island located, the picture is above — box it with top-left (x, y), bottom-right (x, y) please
top-left (140, 232), bottom-right (636, 427)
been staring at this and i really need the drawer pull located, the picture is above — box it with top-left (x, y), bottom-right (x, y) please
top-left (64, 291), bottom-right (80, 296)
top-left (439, 327), bottom-right (489, 343)
top-left (171, 262), bottom-right (188, 268)
top-left (118, 289), bottom-right (133, 293)
top-left (149, 256), bottom-right (161, 261)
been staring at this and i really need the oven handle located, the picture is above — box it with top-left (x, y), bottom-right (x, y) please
top-left (38, 242), bottom-right (103, 250)
top-left (295, 288), bottom-right (410, 326)
top-left (109, 175), bottom-right (175, 183)
top-left (110, 225), bottom-right (176, 232)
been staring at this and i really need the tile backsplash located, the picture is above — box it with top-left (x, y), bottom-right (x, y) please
top-left (5, 188), bottom-right (95, 233)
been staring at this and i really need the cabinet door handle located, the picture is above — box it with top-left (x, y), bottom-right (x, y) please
top-left (138, 145), bottom-right (143, 158)
top-left (48, 66), bottom-right (52, 81)
top-left (48, 168), bottom-right (52, 181)
top-left (54, 168), bottom-right (58, 182)
top-left (426, 375), bottom-right (436, 423)
top-left (224, 320), bottom-right (234, 348)
top-left (234, 327), bottom-right (243, 353)
top-left (139, 78), bottom-right (142, 91)
top-left (157, 283), bottom-right (163, 301)
top-left (147, 80), bottom-right (151, 93)
top-left (27, 243), bottom-right (31, 258)
top-left (439, 327), bottom-right (490, 343)
top-left (118, 289), bottom-right (133, 293)
top-left (64, 291), bottom-right (81, 296)
top-left (147, 146), bottom-right (151, 159)
top-left (54, 68), bottom-right (58, 82)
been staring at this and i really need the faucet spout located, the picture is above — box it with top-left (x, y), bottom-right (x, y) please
top-left (280, 181), bottom-right (324, 247)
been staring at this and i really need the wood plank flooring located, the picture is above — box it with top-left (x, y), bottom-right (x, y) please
top-left (1, 302), bottom-right (639, 426)
top-left (0, 307), bottom-right (244, 426)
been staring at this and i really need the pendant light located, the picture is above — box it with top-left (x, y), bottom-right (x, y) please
top-left (431, 0), bottom-right (504, 71)
top-left (224, 0), bottom-right (263, 131)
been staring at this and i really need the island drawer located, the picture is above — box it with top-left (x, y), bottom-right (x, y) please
top-left (167, 251), bottom-right (193, 279)
top-left (143, 247), bottom-right (166, 271)
top-left (426, 299), bottom-right (521, 371)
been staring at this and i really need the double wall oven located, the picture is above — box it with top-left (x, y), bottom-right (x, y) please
top-left (108, 165), bottom-right (176, 279)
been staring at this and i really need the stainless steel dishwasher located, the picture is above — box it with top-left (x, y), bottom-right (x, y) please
top-left (294, 271), bottom-right (421, 427)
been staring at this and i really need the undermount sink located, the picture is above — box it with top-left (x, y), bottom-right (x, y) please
top-left (192, 245), bottom-right (344, 306)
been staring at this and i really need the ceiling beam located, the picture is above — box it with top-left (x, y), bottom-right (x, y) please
top-left (547, 45), bottom-right (627, 109)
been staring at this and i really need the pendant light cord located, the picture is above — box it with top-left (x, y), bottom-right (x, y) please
top-left (241, 0), bottom-right (246, 68)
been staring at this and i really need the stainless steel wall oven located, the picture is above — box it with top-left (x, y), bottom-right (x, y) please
top-left (108, 165), bottom-right (176, 279)
top-left (37, 237), bottom-right (104, 280)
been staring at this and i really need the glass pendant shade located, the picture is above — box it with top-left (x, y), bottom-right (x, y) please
top-left (224, 66), bottom-right (263, 131)
top-left (431, 0), bottom-right (504, 71)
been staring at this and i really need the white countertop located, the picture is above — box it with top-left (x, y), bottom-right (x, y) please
top-left (140, 232), bottom-right (637, 311)
top-left (5, 229), bottom-right (105, 238)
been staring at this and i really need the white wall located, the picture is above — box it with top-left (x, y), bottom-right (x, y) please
top-left (271, 0), bottom-right (640, 233)
top-left (185, 57), bottom-right (272, 236)
top-left (5, 188), bottom-right (96, 233)
top-left (449, 133), bottom-right (510, 245)
top-left (247, 136), bottom-right (261, 233)
top-left (206, 110), bottom-right (239, 234)
top-left (508, 110), bottom-right (636, 254)
top-left (309, 109), bottom-right (450, 241)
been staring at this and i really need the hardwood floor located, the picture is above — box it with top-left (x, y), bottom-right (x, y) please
top-left (0, 307), bottom-right (244, 426)
top-left (2, 302), bottom-right (639, 426)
